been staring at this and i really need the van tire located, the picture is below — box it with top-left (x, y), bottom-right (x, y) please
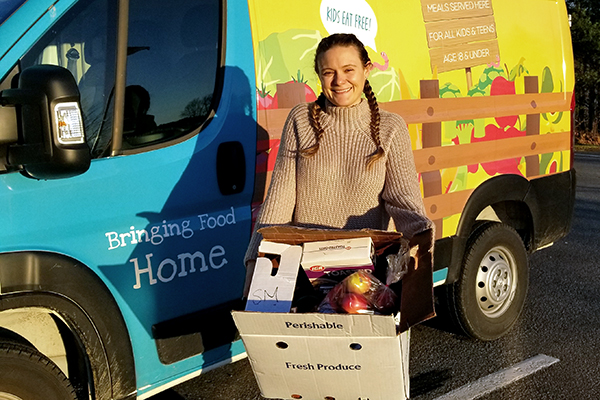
top-left (0, 342), bottom-right (78, 400)
top-left (447, 222), bottom-right (529, 341)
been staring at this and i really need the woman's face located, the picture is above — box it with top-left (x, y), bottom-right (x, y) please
top-left (317, 45), bottom-right (371, 107)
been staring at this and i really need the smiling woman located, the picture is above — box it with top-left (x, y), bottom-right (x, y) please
top-left (317, 45), bottom-right (371, 107)
top-left (243, 33), bottom-right (434, 297)
top-left (304, 33), bottom-right (384, 166)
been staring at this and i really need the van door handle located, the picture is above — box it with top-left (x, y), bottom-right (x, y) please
top-left (216, 141), bottom-right (246, 195)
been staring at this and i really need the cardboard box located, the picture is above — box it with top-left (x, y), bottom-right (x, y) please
top-left (235, 226), bottom-right (435, 400)
top-left (232, 311), bottom-right (410, 400)
top-left (253, 226), bottom-right (435, 332)
top-left (301, 236), bottom-right (375, 279)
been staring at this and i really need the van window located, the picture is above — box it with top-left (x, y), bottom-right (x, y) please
top-left (123, 0), bottom-right (220, 150)
top-left (21, 0), bottom-right (221, 157)
top-left (20, 0), bottom-right (116, 157)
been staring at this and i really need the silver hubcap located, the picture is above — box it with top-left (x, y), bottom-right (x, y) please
top-left (475, 245), bottom-right (517, 318)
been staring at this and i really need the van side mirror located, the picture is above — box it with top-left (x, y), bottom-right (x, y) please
top-left (0, 65), bottom-right (90, 179)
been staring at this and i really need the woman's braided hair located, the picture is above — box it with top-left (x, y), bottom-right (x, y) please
top-left (302, 33), bottom-right (384, 168)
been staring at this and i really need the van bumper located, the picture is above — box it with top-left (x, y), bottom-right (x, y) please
top-left (526, 168), bottom-right (577, 251)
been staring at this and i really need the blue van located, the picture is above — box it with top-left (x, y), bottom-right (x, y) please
top-left (0, 0), bottom-right (575, 399)
top-left (1, 0), bottom-right (253, 398)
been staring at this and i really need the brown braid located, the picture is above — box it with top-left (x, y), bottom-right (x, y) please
top-left (364, 80), bottom-right (384, 168)
top-left (301, 93), bottom-right (327, 158)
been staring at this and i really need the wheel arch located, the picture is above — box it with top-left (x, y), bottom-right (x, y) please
top-left (0, 251), bottom-right (136, 400)
top-left (445, 174), bottom-right (534, 284)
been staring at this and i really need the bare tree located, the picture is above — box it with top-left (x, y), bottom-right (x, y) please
top-left (181, 94), bottom-right (212, 119)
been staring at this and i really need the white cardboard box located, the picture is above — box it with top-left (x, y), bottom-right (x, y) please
top-left (301, 237), bottom-right (374, 279)
top-left (235, 226), bottom-right (435, 400)
top-left (232, 311), bottom-right (410, 400)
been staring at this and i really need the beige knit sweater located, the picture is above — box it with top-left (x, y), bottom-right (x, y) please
top-left (245, 99), bottom-right (433, 263)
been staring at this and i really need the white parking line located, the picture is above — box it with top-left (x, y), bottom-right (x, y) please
top-left (434, 354), bottom-right (560, 400)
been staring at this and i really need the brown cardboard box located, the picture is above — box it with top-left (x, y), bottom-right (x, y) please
top-left (233, 226), bottom-right (435, 400)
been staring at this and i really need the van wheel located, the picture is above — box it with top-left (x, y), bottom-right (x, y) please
top-left (0, 342), bottom-right (77, 400)
top-left (448, 222), bottom-right (529, 341)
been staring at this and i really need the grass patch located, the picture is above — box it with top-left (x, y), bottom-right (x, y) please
top-left (575, 144), bottom-right (600, 152)
top-left (574, 131), bottom-right (600, 152)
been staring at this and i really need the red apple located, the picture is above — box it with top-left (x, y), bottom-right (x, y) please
top-left (341, 293), bottom-right (370, 314)
top-left (346, 271), bottom-right (372, 294)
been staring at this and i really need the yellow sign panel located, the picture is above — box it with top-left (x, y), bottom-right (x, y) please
top-left (429, 39), bottom-right (499, 73)
top-left (425, 15), bottom-right (496, 48)
top-left (421, 0), bottom-right (494, 22)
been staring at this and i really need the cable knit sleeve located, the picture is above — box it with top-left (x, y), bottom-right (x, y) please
top-left (382, 114), bottom-right (435, 242)
top-left (243, 105), bottom-right (304, 264)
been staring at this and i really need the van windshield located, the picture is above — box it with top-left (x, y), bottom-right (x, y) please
top-left (0, 0), bottom-right (25, 26)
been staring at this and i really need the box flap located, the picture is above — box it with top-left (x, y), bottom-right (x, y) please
top-left (258, 225), bottom-right (403, 247)
top-left (245, 242), bottom-right (302, 313)
top-left (258, 240), bottom-right (291, 254)
top-left (398, 231), bottom-right (436, 332)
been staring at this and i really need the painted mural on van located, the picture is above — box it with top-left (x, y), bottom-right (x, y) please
top-left (248, 0), bottom-right (574, 239)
